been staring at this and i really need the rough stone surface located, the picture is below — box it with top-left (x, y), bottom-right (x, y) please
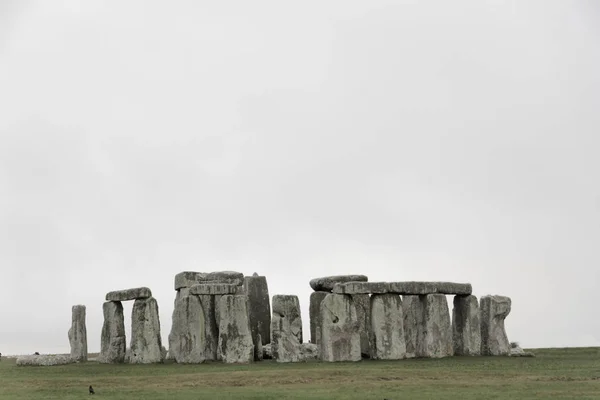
top-left (189, 283), bottom-right (240, 295)
top-left (168, 288), bottom-right (215, 364)
top-left (271, 295), bottom-right (303, 363)
top-left (105, 287), bottom-right (152, 301)
top-left (254, 333), bottom-right (263, 361)
top-left (244, 275), bottom-right (271, 346)
top-left (419, 294), bottom-right (453, 358)
top-left (334, 281), bottom-right (472, 296)
top-left (127, 297), bottom-right (164, 363)
top-left (263, 343), bottom-right (272, 359)
top-left (319, 294), bottom-right (361, 362)
top-left (309, 291), bottom-right (329, 345)
top-left (300, 343), bottom-right (320, 361)
top-left (370, 294), bottom-right (406, 360)
top-left (402, 295), bottom-right (423, 359)
top-left (480, 295), bottom-right (511, 356)
top-left (201, 271), bottom-right (244, 286)
top-left (509, 344), bottom-right (535, 357)
top-left (217, 295), bottom-right (254, 363)
top-left (99, 301), bottom-right (126, 363)
top-left (352, 294), bottom-right (371, 358)
top-left (68, 305), bottom-right (87, 362)
top-left (452, 295), bottom-right (481, 356)
top-left (16, 354), bottom-right (74, 366)
top-left (174, 271), bottom-right (207, 290)
top-left (310, 275), bottom-right (368, 292)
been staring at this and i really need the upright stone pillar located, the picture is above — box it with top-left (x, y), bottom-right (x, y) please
top-left (218, 295), bottom-right (254, 363)
top-left (402, 295), bottom-right (423, 359)
top-left (480, 295), bottom-right (511, 356)
top-left (244, 274), bottom-right (271, 345)
top-left (309, 291), bottom-right (328, 344)
top-left (68, 305), bottom-right (88, 362)
top-left (271, 295), bottom-right (303, 363)
top-left (419, 294), bottom-right (453, 358)
top-left (370, 294), bottom-right (406, 360)
top-left (319, 294), bottom-right (361, 362)
top-left (168, 288), bottom-right (207, 363)
top-left (352, 294), bottom-right (371, 358)
top-left (128, 297), bottom-right (164, 363)
top-left (99, 301), bottom-right (126, 363)
top-left (452, 295), bottom-right (481, 356)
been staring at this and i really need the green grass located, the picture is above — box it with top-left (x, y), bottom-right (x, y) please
top-left (1, 348), bottom-right (600, 399)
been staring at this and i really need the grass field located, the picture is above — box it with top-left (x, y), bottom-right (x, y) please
top-left (1, 348), bottom-right (599, 399)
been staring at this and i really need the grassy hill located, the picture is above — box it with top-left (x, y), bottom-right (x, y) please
top-left (1, 347), bottom-right (599, 399)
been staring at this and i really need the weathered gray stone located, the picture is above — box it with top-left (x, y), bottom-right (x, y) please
top-left (201, 271), bottom-right (244, 286)
top-left (127, 297), bottom-right (164, 364)
top-left (217, 295), bottom-right (254, 363)
top-left (334, 281), bottom-right (472, 296)
top-left (105, 287), bottom-right (152, 301)
top-left (402, 295), bottom-right (423, 358)
top-left (319, 294), bottom-right (361, 362)
top-left (174, 271), bottom-right (207, 290)
top-left (370, 294), bottom-right (406, 360)
top-left (244, 275), bottom-right (271, 346)
top-left (99, 301), bottom-right (126, 363)
top-left (68, 305), bottom-right (87, 362)
top-left (271, 295), bottom-right (303, 363)
top-left (263, 343), bottom-right (272, 359)
top-left (310, 275), bottom-right (368, 292)
top-left (309, 291), bottom-right (329, 345)
top-left (353, 294), bottom-right (371, 358)
top-left (16, 354), bottom-right (74, 366)
top-left (189, 283), bottom-right (239, 295)
top-left (419, 294), bottom-right (453, 358)
top-left (452, 295), bottom-right (481, 356)
top-left (480, 295), bottom-right (511, 356)
top-left (254, 333), bottom-right (263, 361)
top-left (300, 343), bottom-right (319, 360)
top-left (168, 288), bottom-right (214, 364)
top-left (509, 343), bottom-right (535, 357)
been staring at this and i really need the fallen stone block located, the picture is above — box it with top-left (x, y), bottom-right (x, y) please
top-left (68, 305), bottom-right (87, 362)
top-left (105, 287), bottom-right (152, 301)
top-left (189, 283), bottom-right (239, 295)
top-left (481, 295), bottom-right (511, 356)
top-left (310, 275), bottom-right (368, 292)
top-left (16, 354), bottom-right (74, 366)
top-left (319, 294), bottom-right (361, 362)
top-left (333, 281), bottom-right (472, 295)
top-left (271, 295), bottom-right (303, 363)
top-left (370, 294), bottom-right (406, 360)
top-left (452, 295), bottom-right (481, 356)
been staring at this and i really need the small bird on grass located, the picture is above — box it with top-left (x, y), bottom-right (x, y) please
top-left (89, 385), bottom-right (95, 395)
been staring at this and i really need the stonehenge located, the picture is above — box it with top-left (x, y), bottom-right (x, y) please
top-left (319, 293), bottom-right (362, 362)
top-left (218, 295), bottom-right (254, 363)
top-left (271, 295), bottom-right (303, 362)
top-left (480, 295), bottom-right (511, 356)
top-left (452, 295), bottom-right (481, 356)
top-left (68, 305), bottom-right (88, 362)
top-left (370, 294), bottom-right (406, 360)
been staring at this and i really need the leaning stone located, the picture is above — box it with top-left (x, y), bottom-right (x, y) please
top-left (452, 295), bottom-right (481, 356)
top-left (271, 295), bottom-right (303, 363)
top-left (218, 295), bottom-right (254, 363)
top-left (68, 305), bottom-right (87, 362)
top-left (201, 271), bottom-right (244, 286)
top-left (127, 297), bottom-right (164, 363)
top-left (244, 275), bottom-right (271, 346)
top-left (333, 281), bottom-right (472, 296)
top-left (419, 294), bottom-right (453, 358)
top-left (174, 271), bottom-right (207, 290)
top-left (98, 301), bottom-right (126, 363)
top-left (16, 354), bottom-right (74, 366)
top-left (167, 288), bottom-right (207, 364)
top-left (319, 294), bottom-right (361, 362)
top-left (309, 291), bottom-right (329, 345)
top-left (189, 283), bottom-right (239, 295)
top-left (105, 287), bottom-right (152, 301)
top-left (480, 295), bottom-right (511, 356)
top-left (310, 275), bottom-right (368, 292)
top-left (370, 294), bottom-right (406, 360)
top-left (352, 294), bottom-right (371, 358)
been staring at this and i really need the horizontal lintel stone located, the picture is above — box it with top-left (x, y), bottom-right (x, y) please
top-left (105, 287), bottom-right (152, 301)
top-left (332, 281), bottom-right (472, 296)
top-left (189, 283), bottom-right (240, 295)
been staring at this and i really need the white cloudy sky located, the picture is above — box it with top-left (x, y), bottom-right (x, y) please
top-left (1, 0), bottom-right (599, 355)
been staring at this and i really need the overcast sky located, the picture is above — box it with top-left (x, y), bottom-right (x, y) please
top-left (1, 0), bottom-right (599, 355)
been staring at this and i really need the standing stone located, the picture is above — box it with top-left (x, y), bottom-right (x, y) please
top-left (68, 305), bottom-right (88, 362)
top-left (419, 294), bottom-right (453, 358)
top-left (128, 297), bottom-right (164, 364)
top-left (402, 295), bottom-right (423, 359)
top-left (352, 294), bottom-right (371, 358)
top-left (217, 295), bottom-right (254, 363)
top-left (99, 301), bottom-right (126, 363)
top-left (370, 294), bottom-right (406, 360)
top-left (452, 295), bottom-right (481, 356)
top-left (480, 295), bottom-right (511, 356)
top-left (197, 295), bottom-right (219, 360)
top-left (319, 294), bottom-right (361, 362)
top-left (271, 295), bottom-right (303, 363)
top-left (168, 288), bottom-right (209, 363)
top-left (309, 291), bottom-right (329, 345)
top-left (244, 275), bottom-right (271, 345)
